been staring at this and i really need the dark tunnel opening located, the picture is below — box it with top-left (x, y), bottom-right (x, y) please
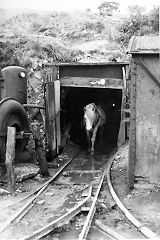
top-left (60, 87), bottom-right (122, 154)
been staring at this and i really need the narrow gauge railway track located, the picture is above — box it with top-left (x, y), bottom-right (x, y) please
top-left (0, 148), bottom-right (81, 233)
top-left (0, 146), bottom-right (159, 240)
top-left (0, 147), bottom-right (114, 240)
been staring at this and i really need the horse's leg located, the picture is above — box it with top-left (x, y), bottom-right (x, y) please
top-left (91, 124), bottom-right (99, 155)
top-left (86, 131), bottom-right (91, 153)
top-left (99, 125), bottom-right (104, 147)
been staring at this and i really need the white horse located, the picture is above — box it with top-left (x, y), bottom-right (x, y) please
top-left (83, 103), bottom-right (106, 155)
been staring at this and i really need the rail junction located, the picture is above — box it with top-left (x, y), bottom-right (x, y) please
top-left (0, 143), bottom-right (159, 240)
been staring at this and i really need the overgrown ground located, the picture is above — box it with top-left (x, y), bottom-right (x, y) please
top-left (0, 9), bottom-right (128, 101)
top-left (0, 8), bottom-right (130, 70)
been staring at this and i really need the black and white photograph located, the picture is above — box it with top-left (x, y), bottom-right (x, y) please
top-left (0, 0), bottom-right (159, 239)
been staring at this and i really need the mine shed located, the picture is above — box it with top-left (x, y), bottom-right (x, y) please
top-left (128, 36), bottom-right (160, 188)
top-left (44, 62), bottom-right (130, 157)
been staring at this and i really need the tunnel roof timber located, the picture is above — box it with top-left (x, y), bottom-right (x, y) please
top-left (127, 36), bottom-right (160, 54)
top-left (45, 62), bottom-right (129, 66)
top-left (44, 62), bottom-right (130, 89)
top-left (60, 76), bottom-right (123, 89)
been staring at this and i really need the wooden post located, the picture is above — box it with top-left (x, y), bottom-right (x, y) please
top-left (54, 80), bottom-right (61, 154)
top-left (5, 126), bottom-right (16, 195)
top-left (45, 65), bottom-right (61, 156)
top-left (117, 67), bottom-right (127, 147)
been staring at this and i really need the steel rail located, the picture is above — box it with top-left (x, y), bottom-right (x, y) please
top-left (107, 150), bottom-right (160, 239)
top-left (22, 160), bottom-right (107, 240)
top-left (21, 185), bottom-right (92, 240)
top-left (95, 220), bottom-right (127, 240)
top-left (0, 148), bottom-right (81, 234)
top-left (78, 171), bottom-right (106, 240)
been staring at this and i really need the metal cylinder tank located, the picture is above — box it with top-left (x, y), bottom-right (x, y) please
top-left (1, 66), bottom-right (27, 104)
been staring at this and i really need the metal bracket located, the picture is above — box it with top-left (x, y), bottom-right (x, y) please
top-left (135, 57), bottom-right (160, 88)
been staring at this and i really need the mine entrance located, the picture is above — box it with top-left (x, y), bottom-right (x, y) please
top-left (44, 62), bottom-right (129, 156)
top-left (61, 87), bottom-right (122, 154)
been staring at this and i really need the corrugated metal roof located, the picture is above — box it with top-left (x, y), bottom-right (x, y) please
top-left (127, 36), bottom-right (160, 54)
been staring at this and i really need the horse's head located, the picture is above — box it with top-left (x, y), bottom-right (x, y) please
top-left (83, 103), bottom-right (97, 132)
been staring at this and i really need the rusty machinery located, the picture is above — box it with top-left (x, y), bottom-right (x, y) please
top-left (0, 66), bottom-right (48, 175)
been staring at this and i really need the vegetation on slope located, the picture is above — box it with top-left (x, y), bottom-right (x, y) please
top-left (0, 3), bottom-right (159, 67)
top-left (0, 2), bottom-right (159, 94)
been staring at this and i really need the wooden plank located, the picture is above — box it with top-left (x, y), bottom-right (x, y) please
top-left (45, 62), bottom-right (130, 66)
top-left (5, 127), bottom-right (16, 196)
top-left (51, 66), bottom-right (59, 81)
top-left (54, 80), bottom-right (61, 154)
top-left (117, 67), bottom-right (127, 147)
top-left (60, 77), bottom-right (123, 89)
top-left (45, 82), bottom-right (56, 154)
top-left (51, 66), bottom-right (59, 155)
top-left (128, 58), bottom-right (137, 190)
top-left (45, 66), bottom-right (60, 156)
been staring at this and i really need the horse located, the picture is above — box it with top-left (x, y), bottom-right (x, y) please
top-left (83, 103), bottom-right (106, 155)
